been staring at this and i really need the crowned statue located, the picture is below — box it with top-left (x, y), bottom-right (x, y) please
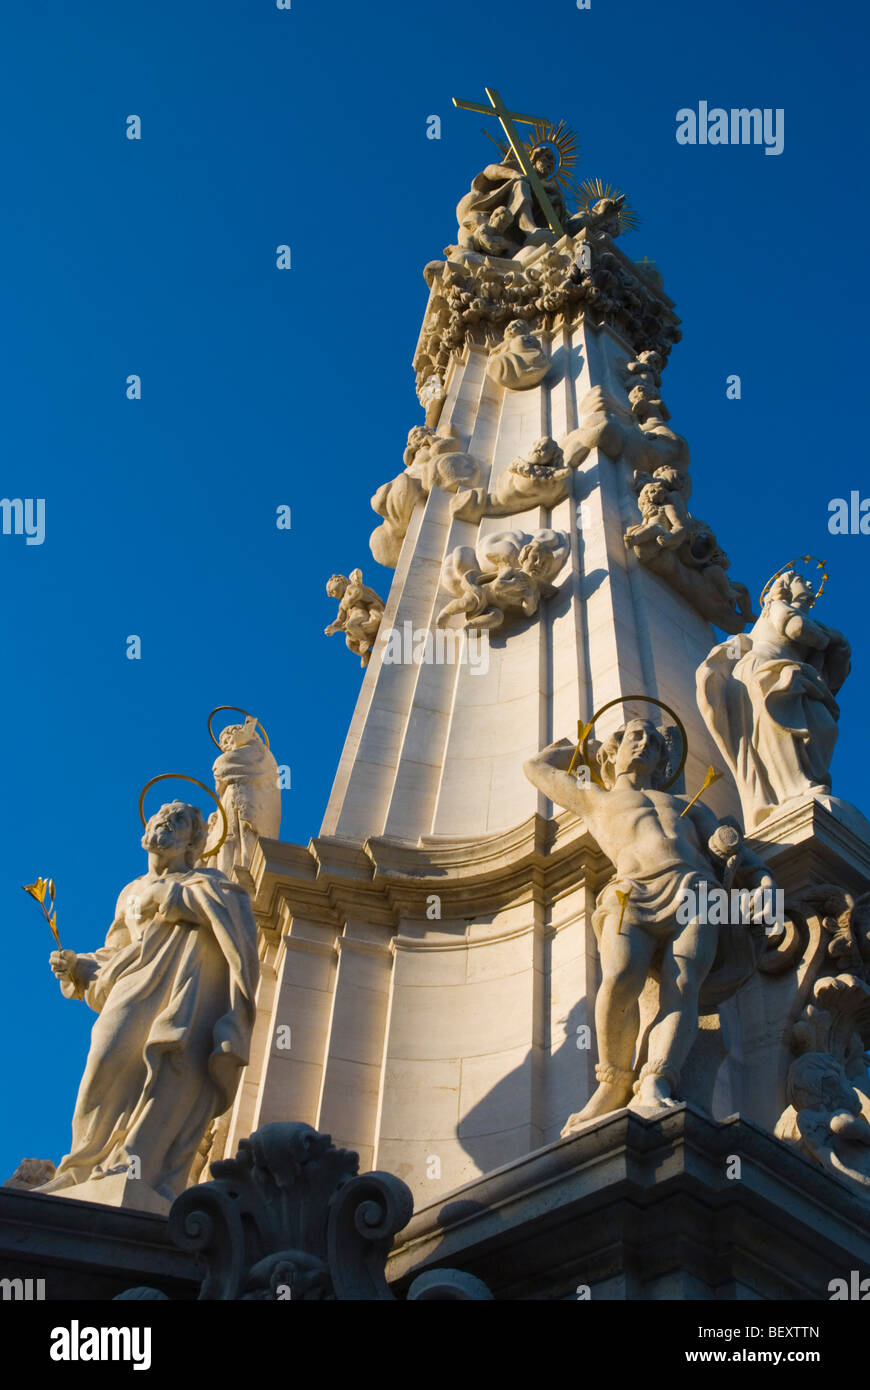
top-left (696, 564), bottom-right (852, 828)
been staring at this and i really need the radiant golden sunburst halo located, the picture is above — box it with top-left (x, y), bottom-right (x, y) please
top-left (576, 177), bottom-right (641, 234)
top-left (527, 119), bottom-right (580, 190)
top-left (482, 118), bottom-right (581, 196)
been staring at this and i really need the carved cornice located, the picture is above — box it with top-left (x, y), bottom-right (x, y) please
top-left (246, 811), bottom-right (611, 941)
top-left (246, 796), bottom-right (870, 963)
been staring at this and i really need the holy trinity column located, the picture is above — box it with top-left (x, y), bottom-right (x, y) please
top-left (221, 91), bottom-right (870, 1205)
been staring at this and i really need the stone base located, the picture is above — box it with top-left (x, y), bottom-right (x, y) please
top-left (749, 792), bottom-right (870, 893)
top-left (0, 1187), bottom-right (198, 1300)
top-left (4, 1108), bottom-right (869, 1300)
top-left (386, 1104), bottom-right (870, 1300)
top-left (45, 1173), bottom-right (171, 1217)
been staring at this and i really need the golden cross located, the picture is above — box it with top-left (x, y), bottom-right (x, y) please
top-left (452, 87), bottom-right (565, 238)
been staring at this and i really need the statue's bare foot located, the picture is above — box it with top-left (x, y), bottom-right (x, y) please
top-left (630, 1073), bottom-right (679, 1111)
top-left (561, 1078), bottom-right (634, 1136)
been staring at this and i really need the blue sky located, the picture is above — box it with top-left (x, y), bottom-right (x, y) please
top-left (1, 0), bottom-right (866, 1177)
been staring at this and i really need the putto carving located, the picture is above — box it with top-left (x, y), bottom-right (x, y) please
top-left (452, 435), bottom-right (573, 522)
top-left (624, 466), bottom-right (755, 634)
top-left (485, 319), bottom-right (550, 391)
top-left (584, 348), bottom-right (756, 634)
top-left (116, 1122), bottom-right (492, 1301)
top-left (369, 425), bottom-right (482, 569)
top-left (437, 528), bottom-right (569, 632)
top-left (697, 569), bottom-right (852, 827)
top-left (325, 569), bottom-right (385, 667)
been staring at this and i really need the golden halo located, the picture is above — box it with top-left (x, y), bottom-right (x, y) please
top-left (527, 119), bottom-right (580, 191)
top-left (482, 118), bottom-right (581, 197)
top-left (207, 706), bottom-right (270, 750)
top-left (138, 774), bottom-right (228, 860)
top-left (576, 177), bottom-right (641, 234)
top-left (759, 555), bottom-right (828, 610)
top-left (570, 696), bottom-right (688, 790)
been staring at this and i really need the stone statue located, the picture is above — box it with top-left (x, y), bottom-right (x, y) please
top-left (583, 194), bottom-right (625, 239)
top-left (4, 1158), bottom-right (56, 1190)
top-left (624, 470), bottom-right (754, 634)
top-left (624, 478), bottom-right (690, 554)
top-left (36, 801), bottom-right (259, 1210)
top-left (211, 715), bottom-right (281, 872)
top-left (560, 383), bottom-right (690, 480)
top-left (766, 886), bottom-right (870, 1196)
top-left (370, 426), bottom-right (481, 568)
top-left (437, 528), bottom-right (570, 632)
top-left (452, 435), bottom-right (573, 522)
top-left (325, 569), bottom-right (385, 667)
top-left (524, 721), bottom-right (775, 1130)
top-left (696, 571), bottom-right (851, 828)
top-left (624, 349), bottom-right (663, 390)
top-left (777, 1053), bottom-right (870, 1192)
top-left (455, 145), bottom-right (571, 257)
top-left (486, 319), bottom-right (550, 391)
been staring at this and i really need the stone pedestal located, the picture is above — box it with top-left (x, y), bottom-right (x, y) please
top-left (0, 1187), bottom-right (198, 1300)
top-left (6, 1108), bottom-right (867, 1302)
top-left (46, 1174), bottom-right (171, 1217)
top-left (386, 1105), bottom-right (870, 1300)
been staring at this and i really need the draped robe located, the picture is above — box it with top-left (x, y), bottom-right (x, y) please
top-left (212, 737), bottom-right (281, 873)
top-left (48, 868), bottom-right (259, 1202)
top-left (697, 601), bottom-right (849, 825)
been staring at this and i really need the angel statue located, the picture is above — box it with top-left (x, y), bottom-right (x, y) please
top-left (325, 569), bottom-right (385, 666)
top-left (437, 528), bottom-right (570, 632)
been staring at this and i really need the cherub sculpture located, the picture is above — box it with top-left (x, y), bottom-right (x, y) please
top-left (325, 569), bottom-right (385, 666)
top-left (437, 528), bottom-right (569, 632)
top-left (452, 436), bottom-right (573, 522)
top-left (624, 479), bottom-right (689, 555)
top-left (369, 426), bottom-right (481, 568)
top-left (486, 319), bottom-right (551, 391)
top-left (624, 469), bottom-right (754, 633)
